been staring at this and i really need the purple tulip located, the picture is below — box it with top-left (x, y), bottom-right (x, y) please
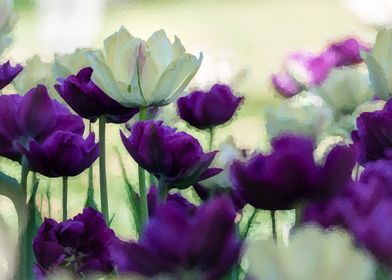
top-left (177, 84), bottom-right (243, 130)
top-left (352, 99), bottom-right (392, 164)
top-left (304, 160), bottom-right (392, 229)
top-left (324, 37), bottom-right (370, 67)
top-left (120, 120), bottom-right (221, 189)
top-left (110, 196), bottom-right (242, 280)
top-left (18, 131), bottom-right (99, 177)
top-left (230, 134), bottom-right (356, 210)
top-left (271, 71), bottom-right (303, 98)
top-left (55, 67), bottom-right (139, 124)
top-left (0, 85), bottom-right (84, 162)
top-left (33, 208), bottom-right (115, 279)
top-left (0, 60), bottom-right (23, 90)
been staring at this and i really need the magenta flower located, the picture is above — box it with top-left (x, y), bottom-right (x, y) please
top-left (177, 84), bottom-right (243, 129)
top-left (33, 208), bottom-right (115, 279)
top-left (0, 60), bottom-right (23, 90)
top-left (110, 196), bottom-right (242, 280)
top-left (324, 37), bottom-right (370, 67)
top-left (271, 71), bottom-right (303, 98)
top-left (0, 85), bottom-right (84, 162)
top-left (120, 121), bottom-right (221, 189)
top-left (55, 67), bottom-right (139, 124)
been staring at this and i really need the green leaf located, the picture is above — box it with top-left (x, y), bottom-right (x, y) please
top-left (364, 53), bottom-right (390, 100)
top-left (115, 147), bottom-right (142, 236)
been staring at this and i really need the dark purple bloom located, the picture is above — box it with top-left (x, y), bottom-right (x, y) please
top-left (33, 208), bottom-right (115, 279)
top-left (271, 71), bottom-right (303, 98)
top-left (111, 196), bottom-right (242, 280)
top-left (0, 85), bottom-right (84, 162)
top-left (55, 67), bottom-right (138, 124)
top-left (324, 37), bottom-right (370, 67)
top-left (177, 84), bottom-right (243, 130)
top-left (304, 160), bottom-right (392, 229)
top-left (352, 98), bottom-right (392, 164)
top-left (0, 60), bottom-right (23, 90)
top-left (18, 131), bottom-right (99, 177)
top-left (147, 185), bottom-right (196, 216)
top-left (230, 134), bottom-right (356, 210)
top-left (120, 120), bottom-right (221, 189)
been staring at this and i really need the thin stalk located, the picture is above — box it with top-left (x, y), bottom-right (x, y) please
top-left (208, 127), bottom-right (214, 151)
top-left (62, 176), bottom-right (68, 221)
top-left (157, 177), bottom-right (168, 202)
top-left (270, 210), bottom-right (277, 243)
top-left (138, 106), bottom-right (149, 229)
top-left (46, 183), bottom-right (52, 218)
top-left (86, 121), bottom-right (97, 209)
top-left (242, 208), bottom-right (258, 240)
top-left (99, 116), bottom-right (109, 222)
top-left (294, 203), bottom-right (304, 228)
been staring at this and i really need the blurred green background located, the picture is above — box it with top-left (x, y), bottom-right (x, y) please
top-left (0, 0), bottom-right (379, 238)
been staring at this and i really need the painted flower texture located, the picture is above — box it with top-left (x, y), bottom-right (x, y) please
top-left (86, 27), bottom-right (203, 108)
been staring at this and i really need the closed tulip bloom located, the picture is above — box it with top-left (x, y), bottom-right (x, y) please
top-left (87, 27), bottom-right (202, 107)
top-left (352, 98), bottom-right (392, 164)
top-left (18, 131), bottom-right (98, 177)
top-left (177, 84), bottom-right (244, 129)
top-left (55, 67), bottom-right (138, 123)
top-left (110, 196), bottom-right (242, 280)
top-left (0, 60), bottom-right (22, 90)
top-left (0, 85), bottom-right (84, 162)
top-left (324, 37), bottom-right (370, 67)
top-left (230, 134), bottom-right (356, 210)
top-left (271, 70), bottom-right (303, 98)
top-left (120, 120), bottom-right (220, 189)
top-left (33, 208), bottom-right (115, 279)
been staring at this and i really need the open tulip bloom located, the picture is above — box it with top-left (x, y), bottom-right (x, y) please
top-left (2, 15), bottom-right (392, 280)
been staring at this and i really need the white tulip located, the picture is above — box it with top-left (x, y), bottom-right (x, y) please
top-left (87, 27), bottom-right (203, 107)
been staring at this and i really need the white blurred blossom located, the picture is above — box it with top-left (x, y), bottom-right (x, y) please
top-left (246, 225), bottom-right (374, 280)
top-left (0, 0), bottom-right (16, 56)
top-left (342, 0), bottom-right (392, 28)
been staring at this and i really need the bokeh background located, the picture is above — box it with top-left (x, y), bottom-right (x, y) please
top-left (0, 0), bottom-right (384, 238)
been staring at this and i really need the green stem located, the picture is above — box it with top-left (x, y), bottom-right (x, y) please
top-left (99, 116), bottom-right (109, 222)
top-left (157, 177), bottom-right (168, 202)
top-left (62, 176), bottom-right (68, 221)
top-left (208, 127), bottom-right (214, 151)
top-left (17, 160), bottom-right (29, 280)
top-left (270, 210), bottom-right (277, 243)
top-left (294, 203), bottom-right (304, 228)
top-left (86, 121), bottom-right (97, 209)
top-left (242, 208), bottom-right (258, 240)
top-left (138, 107), bottom-right (148, 229)
top-left (46, 183), bottom-right (52, 219)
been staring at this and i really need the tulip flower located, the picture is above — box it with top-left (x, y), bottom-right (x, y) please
top-left (18, 131), bottom-right (98, 178)
top-left (0, 85), bottom-right (84, 162)
top-left (110, 196), bottom-right (242, 280)
top-left (120, 120), bottom-right (221, 191)
top-left (271, 70), bottom-right (303, 98)
top-left (352, 98), bottom-right (392, 164)
top-left (230, 134), bottom-right (356, 210)
top-left (33, 208), bottom-right (115, 280)
top-left (55, 67), bottom-right (138, 123)
top-left (323, 37), bottom-right (370, 67)
top-left (52, 48), bottom-right (97, 79)
top-left (177, 84), bottom-right (243, 130)
top-left (0, 60), bottom-right (23, 90)
top-left (86, 27), bottom-right (203, 107)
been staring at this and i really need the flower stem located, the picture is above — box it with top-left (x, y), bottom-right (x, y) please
top-left (86, 121), bottom-right (97, 209)
top-left (270, 210), bottom-right (277, 243)
top-left (157, 177), bottom-right (168, 202)
top-left (62, 176), bottom-right (68, 221)
top-left (99, 116), bottom-right (109, 222)
top-left (208, 127), bottom-right (214, 151)
top-left (138, 107), bottom-right (149, 229)
top-left (242, 208), bottom-right (258, 240)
